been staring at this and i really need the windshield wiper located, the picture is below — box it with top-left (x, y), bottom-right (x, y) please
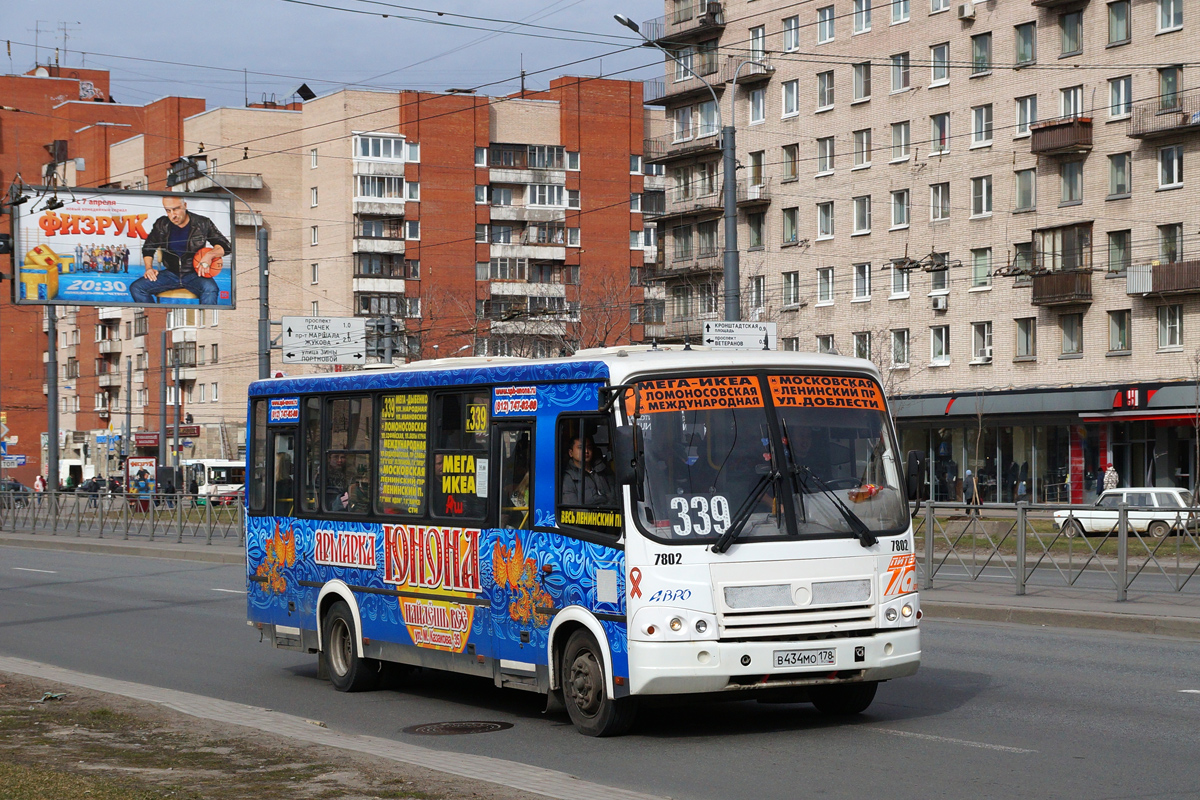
top-left (779, 420), bottom-right (807, 524)
top-left (710, 465), bottom-right (780, 554)
top-left (795, 466), bottom-right (878, 548)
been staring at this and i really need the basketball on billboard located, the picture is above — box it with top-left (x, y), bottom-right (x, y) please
top-left (193, 246), bottom-right (224, 278)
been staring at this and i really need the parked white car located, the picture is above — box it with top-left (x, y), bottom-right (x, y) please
top-left (1053, 487), bottom-right (1194, 538)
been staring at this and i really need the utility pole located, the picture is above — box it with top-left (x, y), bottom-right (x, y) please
top-left (47, 306), bottom-right (58, 493)
top-left (159, 330), bottom-right (167, 473)
top-left (383, 316), bottom-right (394, 365)
top-left (258, 227), bottom-right (270, 379)
top-left (173, 359), bottom-right (181, 483)
top-left (124, 355), bottom-right (132, 481)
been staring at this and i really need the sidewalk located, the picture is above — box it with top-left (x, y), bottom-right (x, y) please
top-left (3, 529), bottom-right (1198, 640)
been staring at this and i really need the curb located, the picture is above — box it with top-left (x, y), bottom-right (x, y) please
top-left (922, 601), bottom-right (1200, 640)
top-left (0, 535), bottom-right (244, 565)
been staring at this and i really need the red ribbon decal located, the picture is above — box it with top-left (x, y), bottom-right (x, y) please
top-left (628, 567), bottom-right (642, 599)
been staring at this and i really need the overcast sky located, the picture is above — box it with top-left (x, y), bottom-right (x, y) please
top-left (5, 0), bottom-right (663, 107)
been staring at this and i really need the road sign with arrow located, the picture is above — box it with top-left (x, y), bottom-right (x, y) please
top-left (281, 317), bottom-right (367, 365)
top-left (702, 321), bottom-right (777, 350)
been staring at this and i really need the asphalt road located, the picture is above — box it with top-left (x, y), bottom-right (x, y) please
top-left (2, 545), bottom-right (1199, 800)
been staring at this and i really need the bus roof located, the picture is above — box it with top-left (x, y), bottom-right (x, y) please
top-left (248, 348), bottom-right (881, 397)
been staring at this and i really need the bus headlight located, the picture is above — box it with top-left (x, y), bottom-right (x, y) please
top-left (694, 619), bottom-right (707, 634)
top-left (885, 607), bottom-right (898, 622)
top-left (901, 603), bottom-right (913, 618)
top-left (669, 617), bottom-right (683, 632)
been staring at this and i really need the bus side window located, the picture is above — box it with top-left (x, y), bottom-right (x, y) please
top-left (324, 396), bottom-right (373, 514)
top-left (248, 400), bottom-right (267, 513)
top-left (557, 416), bottom-right (622, 534)
top-left (431, 391), bottom-right (489, 520)
top-left (302, 397), bottom-right (321, 512)
top-left (272, 431), bottom-right (295, 516)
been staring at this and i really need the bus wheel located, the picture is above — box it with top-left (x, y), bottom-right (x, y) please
top-left (321, 601), bottom-right (379, 692)
top-left (561, 630), bottom-right (637, 737)
top-left (810, 681), bottom-right (878, 716)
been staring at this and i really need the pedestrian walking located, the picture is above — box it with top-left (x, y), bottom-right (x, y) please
top-left (964, 469), bottom-right (980, 516)
top-left (1103, 463), bottom-right (1119, 491)
top-left (32, 474), bottom-right (46, 506)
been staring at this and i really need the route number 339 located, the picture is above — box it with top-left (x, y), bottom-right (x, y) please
top-left (669, 494), bottom-right (732, 537)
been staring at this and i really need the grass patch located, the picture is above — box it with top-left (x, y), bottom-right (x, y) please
top-left (0, 761), bottom-right (188, 800)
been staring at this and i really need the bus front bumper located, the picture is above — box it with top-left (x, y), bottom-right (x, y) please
top-left (627, 627), bottom-right (920, 696)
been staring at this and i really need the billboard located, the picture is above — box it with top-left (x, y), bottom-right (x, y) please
top-left (11, 187), bottom-right (236, 309)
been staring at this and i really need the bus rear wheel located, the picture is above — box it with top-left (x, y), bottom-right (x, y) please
top-left (810, 681), bottom-right (878, 716)
top-left (561, 630), bottom-right (637, 737)
top-left (321, 600), bottom-right (380, 692)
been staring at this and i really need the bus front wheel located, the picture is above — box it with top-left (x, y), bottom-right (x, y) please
top-left (561, 630), bottom-right (637, 737)
top-left (810, 681), bottom-right (878, 715)
top-left (321, 601), bottom-right (380, 692)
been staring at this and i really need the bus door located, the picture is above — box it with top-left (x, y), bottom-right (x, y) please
top-left (490, 422), bottom-right (538, 670)
top-left (270, 430), bottom-right (296, 516)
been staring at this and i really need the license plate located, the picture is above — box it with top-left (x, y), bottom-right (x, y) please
top-left (772, 648), bottom-right (836, 668)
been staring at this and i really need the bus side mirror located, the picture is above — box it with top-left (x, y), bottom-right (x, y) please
top-left (613, 426), bottom-right (639, 487)
top-left (906, 450), bottom-right (926, 501)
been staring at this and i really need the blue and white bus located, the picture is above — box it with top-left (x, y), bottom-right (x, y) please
top-left (245, 347), bottom-right (923, 736)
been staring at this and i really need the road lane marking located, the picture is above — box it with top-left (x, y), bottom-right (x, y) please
top-left (211, 588), bottom-right (245, 594)
top-left (868, 728), bottom-right (1035, 753)
top-left (11, 567), bottom-right (57, 574)
top-left (1179, 689), bottom-right (1200, 694)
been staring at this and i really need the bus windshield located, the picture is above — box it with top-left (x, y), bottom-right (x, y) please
top-left (631, 373), bottom-right (908, 544)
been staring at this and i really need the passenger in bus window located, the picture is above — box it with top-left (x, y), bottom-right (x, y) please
top-left (274, 454), bottom-right (293, 515)
top-left (325, 452), bottom-right (350, 511)
top-left (562, 435), bottom-right (616, 507)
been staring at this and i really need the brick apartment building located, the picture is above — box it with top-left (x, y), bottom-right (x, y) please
top-left (0, 64), bottom-right (202, 486)
top-left (35, 76), bottom-right (662, 475)
top-left (645, 0), bottom-right (1200, 503)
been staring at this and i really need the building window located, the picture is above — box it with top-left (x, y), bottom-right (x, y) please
top-left (931, 183), bottom-right (950, 221)
top-left (854, 0), bottom-right (872, 32)
top-left (892, 121), bottom-right (910, 160)
top-left (1159, 145), bottom-right (1183, 188)
top-left (1061, 161), bottom-right (1083, 205)
top-left (889, 54), bottom-right (911, 95)
top-left (783, 271), bottom-right (801, 306)
top-left (932, 0), bottom-right (949, 10)
top-left (310, 263), bottom-right (319, 284)
top-left (1158, 304), bottom-right (1183, 349)
top-left (818, 334), bottom-right (836, 354)
top-left (673, 106), bottom-right (693, 142)
top-left (783, 15), bottom-right (801, 50)
top-left (697, 220), bottom-right (719, 257)
top-left (405, 220), bottom-right (420, 240)
top-left (1109, 76), bottom-right (1132, 118)
top-left (749, 88), bottom-right (765, 124)
top-left (1160, 223), bottom-right (1183, 263)
top-left (891, 189), bottom-right (910, 228)
top-left (310, 187), bottom-right (318, 207)
top-left (355, 134), bottom-right (406, 161)
top-left (748, 213), bottom-right (764, 248)
top-left (1061, 11), bottom-right (1083, 55)
top-left (1109, 310), bottom-right (1131, 353)
top-left (782, 79), bottom-right (800, 117)
top-left (853, 63), bottom-right (872, 101)
top-left (818, 5), bottom-right (835, 42)
top-left (1159, 0), bottom-right (1183, 32)
top-left (971, 33), bottom-right (992, 74)
top-left (1016, 318), bottom-right (1036, 358)
top-left (817, 136), bottom-right (835, 173)
top-left (1016, 22), bottom-right (1036, 64)
top-left (1109, 1), bottom-right (1130, 43)
top-left (817, 71), bottom-right (835, 110)
top-left (892, 329), bottom-right (910, 367)
top-left (311, 301), bottom-right (319, 316)
top-left (782, 207), bottom-right (799, 244)
top-left (818, 267), bottom-right (835, 304)
top-left (931, 113), bottom-right (950, 154)
top-left (211, 344), bottom-right (219, 364)
top-left (781, 337), bottom-right (800, 352)
top-left (567, 151), bottom-right (580, 170)
top-left (930, 43), bottom-right (949, 86)
top-left (854, 262), bottom-right (872, 299)
top-left (1015, 168), bottom-right (1036, 211)
top-left (972, 104), bottom-right (993, 146)
top-left (405, 182), bottom-right (420, 201)
top-left (853, 129), bottom-right (872, 167)
top-left (972, 321), bottom-right (993, 361)
top-left (971, 176), bottom-right (993, 217)
top-left (630, 154), bottom-right (642, 174)
top-left (1036, 223), bottom-right (1092, 271)
top-left (355, 175), bottom-right (404, 199)
top-left (1061, 313), bottom-right (1083, 355)
top-left (853, 196), bottom-right (871, 234)
top-left (1108, 230), bottom-right (1131, 272)
top-left (818, 201), bottom-right (835, 238)
top-left (1061, 85), bottom-right (1084, 117)
top-left (1109, 153), bottom-right (1131, 197)
top-left (1016, 95), bottom-right (1038, 136)
top-left (853, 332), bottom-right (871, 360)
top-left (310, 148), bottom-right (318, 168)
top-left (782, 144), bottom-right (799, 180)
top-left (1160, 67), bottom-right (1180, 110)
top-left (931, 326), bottom-right (950, 365)
top-left (475, 147), bottom-right (487, 166)
top-left (972, 247), bottom-right (992, 287)
top-left (749, 275), bottom-right (765, 308)
top-left (310, 226), bottom-right (318, 246)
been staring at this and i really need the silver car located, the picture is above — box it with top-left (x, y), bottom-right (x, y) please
top-left (1053, 487), bottom-right (1194, 538)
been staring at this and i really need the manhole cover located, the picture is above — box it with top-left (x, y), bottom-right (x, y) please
top-left (403, 721), bottom-right (514, 736)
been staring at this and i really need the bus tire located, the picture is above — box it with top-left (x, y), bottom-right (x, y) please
top-left (811, 681), bottom-right (878, 716)
top-left (561, 629), bottom-right (637, 737)
top-left (321, 600), bottom-right (379, 693)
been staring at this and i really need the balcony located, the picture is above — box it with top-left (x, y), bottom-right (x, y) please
top-left (235, 211), bottom-right (263, 227)
top-left (736, 178), bottom-right (771, 207)
top-left (489, 205), bottom-right (566, 224)
top-left (1030, 116), bottom-right (1093, 155)
top-left (1128, 93), bottom-right (1200, 139)
top-left (644, 130), bottom-right (721, 164)
top-left (721, 54), bottom-right (775, 85)
top-left (1030, 0), bottom-right (1085, 6)
top-left (352, 237), bottom-right (406, 255)
top-left (98, 339), bottom-right (122, 355)
top-left (169, 162), bottom-right (264, 193)
top-left (1030, 269), bottom-right (1093, 306)
top-left (489, 167), bottom-right (566, 185)
top-left (98, 373), bottom-right (121, 388)
top-left (644, 54), bottom-right (722, 106)
top-left (664, 187), bottom-right (723, 219)
top-left (653, 252), bottom-right (722, 280)
top-left (643, 2), bottom-right (724, 44)
top-left (97, 307), bottom-right (122, 320)
top-left (1150, 260), bottom-right (1200, 294)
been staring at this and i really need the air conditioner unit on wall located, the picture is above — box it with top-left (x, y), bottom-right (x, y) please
top-left (932, 295), bottom-right (948, 311)
top-left (957, 3), bottom-right (975, 19)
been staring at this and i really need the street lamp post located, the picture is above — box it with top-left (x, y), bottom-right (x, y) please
top-left (615, 13), bottom-right (742, 322)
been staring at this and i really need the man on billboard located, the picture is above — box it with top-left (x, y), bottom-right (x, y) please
top-left (129, 196), bottom-right (231, 305)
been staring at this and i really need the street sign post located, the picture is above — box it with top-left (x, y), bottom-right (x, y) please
top-left (281, 316), bottom-right (367, 365)
top-left (2, 455), bottom-right (27, 468)
top-left (701, 320), bottom-right (777, 350)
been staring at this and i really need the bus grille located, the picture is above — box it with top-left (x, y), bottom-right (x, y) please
top-left (717, 604), bottom-right (875, 640)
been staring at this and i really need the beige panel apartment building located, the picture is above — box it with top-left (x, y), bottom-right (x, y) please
top-left (646, 0), bottom-right (1200, 503)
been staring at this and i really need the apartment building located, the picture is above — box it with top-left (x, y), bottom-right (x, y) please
top-left (647, 0), bottom-right (1200, 502)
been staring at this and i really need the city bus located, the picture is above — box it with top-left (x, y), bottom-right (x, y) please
top-left (244, 347), bottom-right (924, 736)
top-left (185, 459), bottom-right (246, 503)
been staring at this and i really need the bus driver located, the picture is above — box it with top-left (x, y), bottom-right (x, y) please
top-left (562, 436), bottom-right (616, 507)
